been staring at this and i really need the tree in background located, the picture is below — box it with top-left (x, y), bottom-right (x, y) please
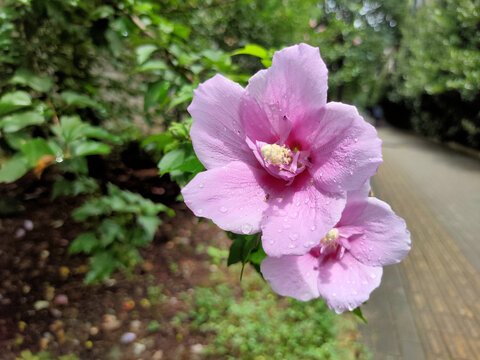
top-left (387, 0), bottom-right (480, 148)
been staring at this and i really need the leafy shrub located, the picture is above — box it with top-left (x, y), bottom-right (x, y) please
top-left (70, 184), bottom-right (174, 284)
top-left (387, 0), bottom-right (480, 148)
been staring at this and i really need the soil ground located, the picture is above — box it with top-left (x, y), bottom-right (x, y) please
top-left (0, 155), bottom-right (228, 360)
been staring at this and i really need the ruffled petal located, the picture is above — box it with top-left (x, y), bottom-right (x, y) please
top-left (245, 44), bottom-right (328, 136)
top-left (309, 102), bottom-right (382, 192)
top-left (188, 74), bottom-right (257, 169)
top-left (181, 161), bottom-right (268, 234)
top-left (344, 197), bottom-right (411, 267)
top-left (261, 254), bottom-right (320, 301)
top-left (316, 252), bottom-right (382, 313)
top-left (261, 173), bottom-right (346, 257)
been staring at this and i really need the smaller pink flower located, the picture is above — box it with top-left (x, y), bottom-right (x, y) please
top-left (260, 183), bottom-right (411, 313)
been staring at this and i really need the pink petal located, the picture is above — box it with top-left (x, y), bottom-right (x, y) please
top-left (309, 102), bottom-right (382, 192)
top-left (240, 90), bottom-right (291, 144)
top-left (317, 252), bottom-right (382, 313)
top-left (261, 174), bottom-right (346, 257)
top-left (344, 197), bottom-right (411, 267)
top-left (245, 44), bottom-right (328, 135)
top-left (261, 254), bottom-right (320, 301)
top-left (188, 74), bottom-right (257, 169)
top-left (181, 161), bottom-right (268, 234)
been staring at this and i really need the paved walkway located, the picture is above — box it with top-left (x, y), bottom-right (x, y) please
top-left (359, 127), bottom-right (480, 360)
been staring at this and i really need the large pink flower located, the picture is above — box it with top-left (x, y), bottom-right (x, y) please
top-left (260, 183), bottom-right (411, 313)
top-left (181, 43), bottom-right (382, 257)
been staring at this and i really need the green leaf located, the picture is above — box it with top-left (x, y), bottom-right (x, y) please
top-left (69, 232), bottom-right (98, 254)
top-left (137, 215), bottom-right (161, 239)
top-left (99, 219), bottom-right (124, 247)
top-left (168, 85), bottom-right (194, 110)
top-left (173, 24), bottom-right (191, 40)
top-left (58, 115), bottom-right (118, 143)
top-left (3, 130), bottom-right (30, 150)
top-left (71, 141), bottom-right (111, 157)
top-left (144, 81), bottom-right (170, 112)
top-left (60, 91), bottom-right (102, 110)
top-left (85, 251), bottom-right (118, 284)
top-left (227, 234), bottom-right (257, 266)
top-left (58, 115), bottom-right (83, 142)
top-left (158, 148), bottom-right (185, 175)
top-left (20, 138), bottom-right (55, 166)
top-left (0, 155), bottom-right (29, 183)
top-left (0, 91), bottom-right (31, 115)
top-left (261, 59), bottom-right (272, 68)
top-left (0, 110), bottom-right (44, 132)
top-left (135, 59), bottom-right (168, 72)
top-left (232, 44), bottom-right (268, 59)
top-left (177, 156), bottom-right (203, 173)
top-left (51, 176), bottom-right (98, 199)
top-left (90, 5), bottom-right (114, 20)
top-left (352, 307), bottom-right (367, 324)
top-left (73, 201), bottom-right (109, 221)
top-left (248, 245), bottom-right (267, 266)
top-left (9, 68), bottom-right (53, 92)
top-left (147, 320), bottom-right (161, 332)
top-left (136, 44), bottom-right (157, 65)
top-left (81, 126), bottom-right (120, 142)
top-left (59, 157), bottom-right (88, 175)
top-left (141, 133), bottom-right (175, 152)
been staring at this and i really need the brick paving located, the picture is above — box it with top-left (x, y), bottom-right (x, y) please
top-left (359, 127), bottom-right (480, 360)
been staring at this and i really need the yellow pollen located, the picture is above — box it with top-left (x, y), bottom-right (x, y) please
top-left (261, 144), bottom-right (292, 166)
top-left (321, 228), bottom-right (339, 244)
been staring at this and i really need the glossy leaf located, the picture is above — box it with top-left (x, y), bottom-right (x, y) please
top-left (136, 44), bottom-right (157, 65)
top-left (9, 69), bottom-right (53, 92)
top-left (0, 91), bottom-right (31, 115)
top-left (0, 111), bottom-right (44, 132)
top-left (0, 155), bottom-right (29, 183)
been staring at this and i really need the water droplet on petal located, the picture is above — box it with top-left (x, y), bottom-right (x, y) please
top-left (370, 273), bottom-right (377, 279)
top-left (295, 201), bottom-right (300, 207)
top-left (198, 208), bottom-right (203, 215)
top-left (332, 292), bottom-right (337, 297)
top-left (354, 138), bottom-right (358, 143)
top-left (310, 226), bottom-right (316, 231)
top-left (269, 240), bottom-right (275, 244)
top-left (199, 183), bottom-right (204, 188)
top-left (219, 206), bottom-right (228, 213)
top-left (241, 223), bottom-right (253, 234)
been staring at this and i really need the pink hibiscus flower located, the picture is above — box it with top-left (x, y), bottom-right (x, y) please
top-left (260, 183), bottom-right (411, 313)
top-left (182, 43), bottom-right (382, 257)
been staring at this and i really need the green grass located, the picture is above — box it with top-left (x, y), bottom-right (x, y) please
top-left (175, 248), bottom-right (370, 360)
